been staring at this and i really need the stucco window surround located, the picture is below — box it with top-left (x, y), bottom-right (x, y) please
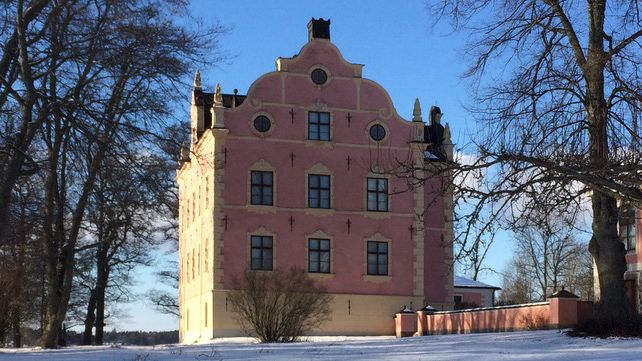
top-left (365, 120), bottom-right (390, 143)
top-left (305, 229), bottom-right (335, 280)
top-left (305, 101), bottom-right (334, 148)
top-left (362, 232), bottom-right (392, 283)
top-left (363, 171), bottom-right (392, 218)
top-left (304, 163), bottom-right (334, 215)
top-left (247, 227), bottom-right (276, 272)
top-left (249, 111), bottom-right (276, 138)
top-left (247, 159), bottom-right (277, 213)
top-left (307, 64), bottom-right (332, 88)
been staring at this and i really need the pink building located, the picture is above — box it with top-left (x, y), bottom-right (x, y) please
top-left (453, 276), bottom-right (500, 308)
top-left (177, 18), bottom-right (455, 343)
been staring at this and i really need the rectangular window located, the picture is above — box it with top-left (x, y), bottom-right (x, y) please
top-left (251, 235), bottom-right (273, 270)
top-left (191, 251), bottom-right (195, 280)
top-left (308, 174), bottom-right (331, 209)
top-left (620, 207), bottom-right (637, 251)
top-left (367, 178), bottom-right (389, 212)
top-left (308, 239), bottom-right (331, 273)
top-left (454, 295), bottom-right (463, 305)
top-left (308, 111), bottom-right (330, 141)
top-left (367, 241), bottom-right (388, 275)
top-left (251, 171), bottom-right (273, 206)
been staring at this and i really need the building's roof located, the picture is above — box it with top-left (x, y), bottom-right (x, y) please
top-left (193, 90), bottom-right (246, 108)
top-left (454, 275), bottom-right (501, 290)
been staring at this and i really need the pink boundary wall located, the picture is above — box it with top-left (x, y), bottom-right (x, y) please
top-left (396, 297), bottom-right (594, 337)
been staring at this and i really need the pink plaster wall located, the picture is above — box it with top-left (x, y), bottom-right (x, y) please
top-left (216, 39), bottom-right (449, 301)
top-left (458, 292), bottom-right (483, 306)
top-left (417, 299), bottom-right (593, 335)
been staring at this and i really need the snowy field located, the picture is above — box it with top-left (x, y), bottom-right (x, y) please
top-left (2, 330), bottom-right (642, 361)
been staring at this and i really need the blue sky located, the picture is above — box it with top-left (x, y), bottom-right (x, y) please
top-left (119, 0), bottom-right (514, 331)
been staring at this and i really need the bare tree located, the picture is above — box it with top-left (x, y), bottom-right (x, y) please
top-left (427, 0), bottom-right (642, 325)
top-left (148, 267), bottom-right (179, 317)
top-left (502, 207), bottom-right (593, 301)
top-left (228, 268), bottom-right (333, 343)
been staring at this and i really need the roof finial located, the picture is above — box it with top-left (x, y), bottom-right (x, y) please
top-left (443, 122), bottom-right (451, 143)
top-left (214, 83), bottom-right (223, 105)
top-left (412, 98), bottom-right (422, 122)
top-left (193, 70), bottom-right (202, 90)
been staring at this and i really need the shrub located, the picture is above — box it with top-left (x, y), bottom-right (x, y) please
top-left (228, 267), bottom-right (333, 343)
top-left (520, 313), bottom-right (549, 330)
top-left (454, 301), bottom-right (480, 310)
top-left (571, 313), bottom-right (642, 338)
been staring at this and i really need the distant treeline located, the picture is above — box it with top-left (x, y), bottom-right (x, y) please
top-left (65, 330), bottom-right (179, 346)
top-left (8, 328), bottom-right (178, 347)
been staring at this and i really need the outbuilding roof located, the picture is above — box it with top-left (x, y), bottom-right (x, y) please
top-left (454, 275), bottom-right (501, 290)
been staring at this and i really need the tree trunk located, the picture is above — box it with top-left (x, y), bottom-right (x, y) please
top-left (94, 247), bottom-right (109, 345)
top-left (589, 192), bottom-right (628, 320)
top-left (11, 304), bottom-right (21, 348)
top-left (585, 0), bottom-right (629, 323)
top-left (81, 289), bottom-right (96, 345)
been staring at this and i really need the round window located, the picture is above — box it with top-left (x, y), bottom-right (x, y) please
top-left (311, 68), bottom-right (328, 85)
top-left (369, 124), bottom-right (386, 141)
top-left (253, 115), bottom-right (271, 133)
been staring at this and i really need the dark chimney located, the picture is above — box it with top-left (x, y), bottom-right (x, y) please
top-left (308, 18), bottom-right (331, 41)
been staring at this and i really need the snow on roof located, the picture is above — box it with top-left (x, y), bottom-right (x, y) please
top-left (454, 275), bottom-right (501, 290)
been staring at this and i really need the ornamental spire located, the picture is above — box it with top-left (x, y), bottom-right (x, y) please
top-left (214, 83), bottom-right (223, 105)
top-left (412, 98), bottom-right (422, 122)
top-left (193, 70), bottom-right (202, 90)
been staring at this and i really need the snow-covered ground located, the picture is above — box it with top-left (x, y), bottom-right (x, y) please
top-left (1, 330), bottom-right (642, 361)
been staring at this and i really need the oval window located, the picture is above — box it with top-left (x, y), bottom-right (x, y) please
top-left (253, 115), bottom-right (271, 133)
top-left (311, 68), bottom-right (328, 85)
top-left (369, 124), bottom-right (386, 141)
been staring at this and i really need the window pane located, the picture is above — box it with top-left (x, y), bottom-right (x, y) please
top-left (368, 254), bottom-right (377, 265)
top-left (319, 113), bottom-right (330, 124)
top-left (367, 178), bottom-right (377, 190)
top-left (309, 239), bottom-right (319, 250)
top-left (251, 258), bottom-right (261, 270)
top-left (263, 172), bottom-right (273, 185)
top-left (320, 129), bottom-right (330, 140)
top-left (320, 252), bottom-right (330, 263)
top-left (310, 251), bottom-right (319, 262)
top-left (367, 263), bottom-right (377, 275)
top-left (251, 172), bottom-right (261, 184)
top-left (378, 179), bottom-right (387, 191)
top-left (308, 174), bottom-right (319, 188)
top-left (320, 261), bottom-right (330, 273)
top-left (320, 239), bottom-right (330, 250)
top-left (251, 236), bottom-right (261, 247)
top-left (320, 176), bottom-right (330, 188)
top-left (367, 241), bottom-right (377, 253)
top-left (309, 112), bottom-right (319, 122)
top-left (309, 197), bottom-right (319, 208)
top-left (378, 242), bottom-right (388, 253)
top-left (310, 261), bottom-right (319, 272)
top-left (263, 237), bottom-right (272, 247)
